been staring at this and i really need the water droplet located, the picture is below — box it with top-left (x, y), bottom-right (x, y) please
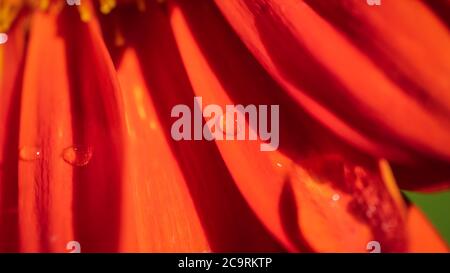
top-left (0, 33), bottom-right (8, 45)
top-left (19, 146), bottom-right (42, 161)
top-left (62, 146), bottom-right (93, 167)
top-left (331, 193), bottom-right (340, 202)
top-left (218, 112), bottom-right (243, 137)
top-left (276, 162), bottom-right (283, 168)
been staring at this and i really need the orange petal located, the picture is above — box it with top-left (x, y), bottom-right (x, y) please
top-left (406, 205), bottom-right (449, 253)
top-left (18, 9), bottom-right (75, 252)
top-left (113, 2), bottom-right (284, 252)
top-left (169, 0), bottom-right (304, 251)
top-left (60, 6), bottom-right (128, 252)
top-left (287, 160), bottom-right (395, 252)
top-left (17, 5), bottom-right (127, 252)
top-left (115, 46), bottom-right (209, 252)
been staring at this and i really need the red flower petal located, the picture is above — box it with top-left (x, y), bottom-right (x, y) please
top-left (110, 2), bottom-right (284, 252)
top-left (18, 9), bottom-right (76, 252)
top-left (17, 5), bottom-right (127, 252)
top-left (215, 0), bottom-right (450, 191)
top-left (115, 47), bottom-right (209, 252)
top-left (0, 12), bottom-right (28, 252)
top-left (1, 0), bottom-right (447, 253)
top-left (168, 0), bottom-right (419, 252)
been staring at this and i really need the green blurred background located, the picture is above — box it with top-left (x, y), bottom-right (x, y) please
top-left (404, 191), bottom-right (450, 245)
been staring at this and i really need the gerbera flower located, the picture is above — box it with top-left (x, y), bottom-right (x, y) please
top-left (0, 0), bottom-right (448, 253)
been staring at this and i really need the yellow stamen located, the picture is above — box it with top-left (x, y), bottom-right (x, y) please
top-left (99, 0), bottom-right (116, 14)
top-left (378, 159), bottom-right (407, 218)
top-left (77, 4), bottom-right (92, 22)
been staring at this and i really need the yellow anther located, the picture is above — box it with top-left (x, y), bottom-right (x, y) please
top-left (77, 4), bottom-right (92, 22)
top-left (378, 159), bottom-right (407, 218)
top-left (99, 0), bottom-right (116, 14)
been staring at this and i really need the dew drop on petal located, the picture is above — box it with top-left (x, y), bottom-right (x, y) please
top-left (62, 146), bottom-right (93, 167)
top-left (19, 146), bottom-right (42, 161)
top-left (218, 112), bottom-right (243, 137)
top-left (331, 193), bottom-right (340, 202)
top-left (276, 162), bottom-right (283, 168)
top-left (0, 33), bottom-right (8, 45)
